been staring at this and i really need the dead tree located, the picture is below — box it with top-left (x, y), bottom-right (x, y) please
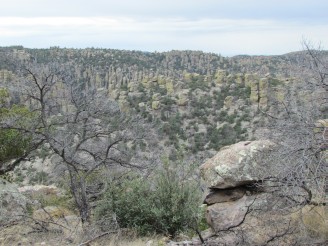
top-left (259, 41), bottom-right (327, 208)
top-left (1, 58), bottom-right (154, 225)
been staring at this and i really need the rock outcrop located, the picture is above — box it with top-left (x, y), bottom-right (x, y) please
top-left (200, 140), bottom-right (275, 189)
top-left (0, 178), bottom-right (28, 225)
top-left (199, 140), bottom-right (328, 246)
top-left (18, 184), bottom-right (63, 197)
top-left (177, 89), bottom-right (189, 106)
top-left (215, 70), bottom-right (228, 85)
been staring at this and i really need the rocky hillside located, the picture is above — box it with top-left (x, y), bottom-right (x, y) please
top-left (0, 46), bottom-right (314, 161)
top-left (0, 46), bottom-right (327, 245)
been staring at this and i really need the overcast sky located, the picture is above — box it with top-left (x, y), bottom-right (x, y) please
top-left (1, 0), bottom-right (327, 56)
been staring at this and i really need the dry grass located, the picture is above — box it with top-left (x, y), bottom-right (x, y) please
top-left (90, 236), bottom-right (165, 246)
top-left (300, 205), bottom-right (328, 239)
top-left (290, 204), bottom-right (328, 242)
top-left (0, 222), bottom-right (166, 246)
top-left (0, 223), bottom-right (73, 246)
top-left (78, 229), bottom-right (167, 246)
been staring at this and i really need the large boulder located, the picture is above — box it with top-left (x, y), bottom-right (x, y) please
top-left (206, 195), bottom-right (253, 232)
top-left (200, 140), bottom-right (275, 189)
top-left (205, 198), bottom-right (328, 246)
top-left (199, 139), bottom-right (328, 246)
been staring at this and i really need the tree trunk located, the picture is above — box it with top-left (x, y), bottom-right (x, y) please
top-left (68, 167), bottom-right (90, 224)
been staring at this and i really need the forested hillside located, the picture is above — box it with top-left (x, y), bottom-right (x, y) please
top-left (0, 46), bottom-right (308, 158)
top-left (0, 46), bottom-right (326, 245)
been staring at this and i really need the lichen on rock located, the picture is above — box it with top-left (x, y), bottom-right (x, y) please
top-left (200, 140), bottom-right (275, 189)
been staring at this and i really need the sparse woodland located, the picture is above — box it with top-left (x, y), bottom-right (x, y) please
top-left (0, 45), bottom-right (327, 245)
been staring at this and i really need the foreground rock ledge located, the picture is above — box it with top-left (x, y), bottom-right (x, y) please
top-left (198, 140), bottom-right (328, 246)
top-left (200, 140), bottom-right (275, 189)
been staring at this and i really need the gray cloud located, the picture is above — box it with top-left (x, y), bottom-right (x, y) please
top-left (2, 0), bottom-right (328, 21)
top-left (1, 1), bottom-right (327, 55)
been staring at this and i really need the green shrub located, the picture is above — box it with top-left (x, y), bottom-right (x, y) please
top-left (95, 154), bottom-right (203, 237)
top-left (0, 129), bottom-right (31, 163)
top-left (96, 177), bottom-right (156, 234)
top-left (0, 91), bottom-right (35, 165)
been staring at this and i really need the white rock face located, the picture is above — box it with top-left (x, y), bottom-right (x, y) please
top-left (18, 184), bottom-right (62, 196)
top-left (200, 140), bottom-right (275, 189)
